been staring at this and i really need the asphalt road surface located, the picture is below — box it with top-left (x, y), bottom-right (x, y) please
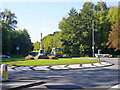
top-left (8, 58), bottom-right (119, 89)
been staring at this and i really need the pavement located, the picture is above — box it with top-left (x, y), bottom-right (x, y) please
top-left (1, 58), bottom-right (119, 89)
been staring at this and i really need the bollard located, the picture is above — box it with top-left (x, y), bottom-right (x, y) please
top-left (97, 49), bottom-right (101, 61)
top-left (1, 64), bottom-right (9, 81)
top-left (97, 55), bottom-right (100, 61)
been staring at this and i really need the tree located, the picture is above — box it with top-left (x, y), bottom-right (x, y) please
top-left (19, 29), bottom-right (32, 55)
top-left (0, 9), bottom-right (17, 55)
top-left (0, 9), bottom-right (17, 30)
top-left (80, 2), bottom-right (95, 56)
top-left (33, 41), bottom-right (40, 51)
top-left (52, 31), bottom-right (62, 48)
top-left (107, 6), bottom-right (120, 25)
top-left (42, 34), bottom-right (54, 53)
top-left (93, 1), bottom-right (110, 53)
top-left (59, 8), bottom-right (80, 56)
top-left (1, 9), bottom-right (32, 55)
top-left (58, 1), bottom-right (114, 56)
top-left (42, 31), bottom-right (62, 54)
top-left (106, 20), bottom-right (120, 51)
top-left (9, 29), bottom-right (32, 55)
top-left (59, 3), bottom-right (95, 56)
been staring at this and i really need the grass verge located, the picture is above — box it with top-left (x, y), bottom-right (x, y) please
top-left (2, 58), bottom-right (104, 66)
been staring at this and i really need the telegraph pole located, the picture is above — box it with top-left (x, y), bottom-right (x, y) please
top-left (80, 10), bottom-right (96, 57)
top-left (92, 20), bottom-right (94, 57)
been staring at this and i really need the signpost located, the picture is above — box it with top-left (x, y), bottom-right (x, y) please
top-left (16, 46), bottom-right (19, 51)
top-left (16, 46), bottom-right (20, 55)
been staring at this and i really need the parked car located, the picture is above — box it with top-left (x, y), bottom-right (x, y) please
top-left (95, 54), bottom-right (110, 58)
top-left (103, 54), bottom-right (109, 57)
top-left (0, 55), bottom-right (10, 59)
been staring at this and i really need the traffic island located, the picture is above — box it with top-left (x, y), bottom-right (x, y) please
top-left (7, 61), bottom-right (114, 71)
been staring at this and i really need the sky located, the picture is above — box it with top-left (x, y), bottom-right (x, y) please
top-left (0, 0), bottom-right (119, 43)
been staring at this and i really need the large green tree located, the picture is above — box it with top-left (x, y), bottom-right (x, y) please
top-left (33, 41), bottom-right (40, 51)
top-left (0, 9), bottom-right (17, 55)
top-left (9, 29), bottom-right (32, 55)
top-left (93, 1), bottom-right (110, 53)
top-left (59, 2), bottom-right (95, 56)
top-left (1, 9), bottom-right (32, 55)
top-left (42, 34), bottom-right (54, 53)
top-left (58, 1), bottom-right (115, 56)
top-left (42, 31), bottom-right (62, 54)
top-left (18, 29), bottom-right (32, 55)
top-left (59, 8), bottom-right (81, 56)
top-left (52, 31), bottom-right (62, 48)
top-left (80, 2), bottom-right (94, 56)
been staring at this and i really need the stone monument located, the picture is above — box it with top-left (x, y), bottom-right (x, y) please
top-left (38, 33), bottom-right (44, 56)
top-left (34, 33), bottom-right (49, 59)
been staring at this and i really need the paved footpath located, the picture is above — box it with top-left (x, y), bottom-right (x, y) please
top-left (2, 58), bottom-right (120, 89)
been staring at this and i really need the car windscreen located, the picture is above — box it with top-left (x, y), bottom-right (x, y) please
top-left (55, 48), bottom-right (62, 52)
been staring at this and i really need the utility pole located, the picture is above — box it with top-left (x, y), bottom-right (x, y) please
top-left (92, 20), bottom-right (94, 57)
top-left (82, 11), bottom-right (96, 57)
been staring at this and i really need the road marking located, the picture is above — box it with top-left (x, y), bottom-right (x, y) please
top-left (67, 64), bottom-right (83, 69)
top-left (8, 61), bottom-right (114, 71)
top-left (107, 84), bottom-right (120, 89)
top-left (93, 62), bottom-right (106, 67)
top-left (33, 66), bottom-right (50, 70)
top-left (82, 64), bottom-right (96, 68)
top-left (100, 62), bottom-right (112, 65)
top-left (50, 65), bottom-right (68, 70)
top-left (15, 66), bottom-right (32, 71)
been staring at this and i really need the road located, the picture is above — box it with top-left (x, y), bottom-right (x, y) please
top-left (7, 58), bottom-right (119, 89)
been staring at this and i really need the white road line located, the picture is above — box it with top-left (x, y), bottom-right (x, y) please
top-left (67, 64), bottom-right (83, 69)
top-left (33, 66), bottom-right (50, 70)
top-left (100, 62), bottom-right (112, 65)
top-left (15, 66), bottom-right (32, 71)
top-left (50, 65), bottom-right (68, 70)
top-left (82, 64), bottom-right (96, 68)
top-left (93, 62), bottom-right (106, 67)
